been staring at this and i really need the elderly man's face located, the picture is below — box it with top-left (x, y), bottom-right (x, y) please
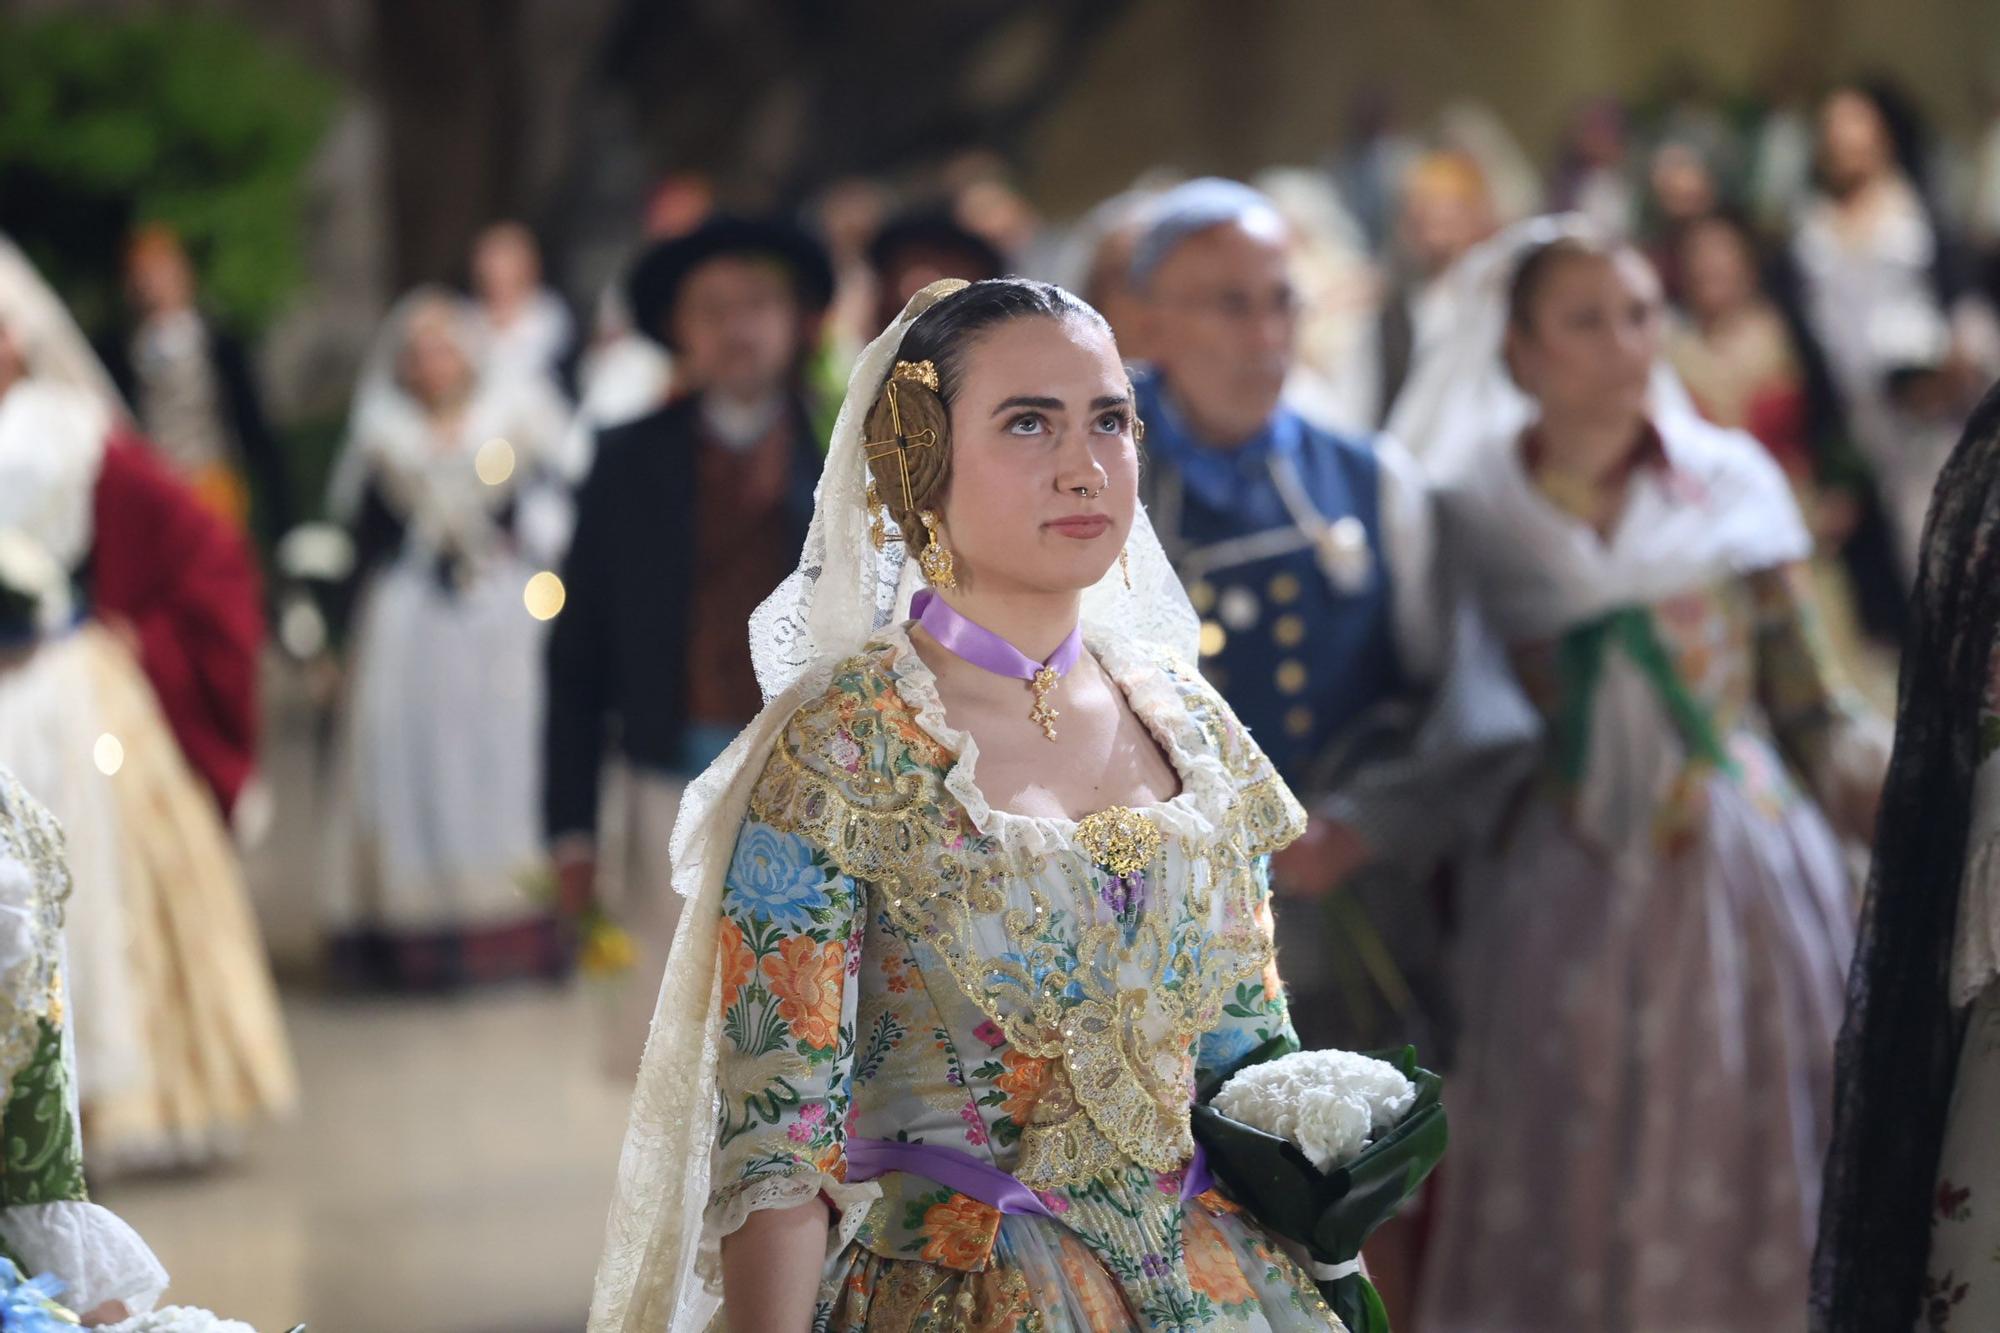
top-left (1140, 216), bottom-right (1297, 446)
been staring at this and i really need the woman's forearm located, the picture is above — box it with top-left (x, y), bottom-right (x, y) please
top-left (720, 1196), bottom-right (830, 1332)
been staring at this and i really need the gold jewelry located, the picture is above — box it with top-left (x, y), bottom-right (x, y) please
top-left (1029, 666), bottom-right (1061, 740)
top-left (1119, 546), bottom-right (1132, 591)
top-left (917, 510), bottom-right (957, 588)
top-left (866, 481), bottom-right (893, 550)
top-left (862, 380), bottom-right (938, 510)
top-left (1074, 806), bottom-right (1164, 877)
top-left (1072, 484), bottom-right (1104, 499)
top-left (892, 359), bottom-right (940, 392)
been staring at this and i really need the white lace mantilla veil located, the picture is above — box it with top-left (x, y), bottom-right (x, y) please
top-left (0, 235), bottom-right (128, 430)
top-left (587, 279), bottom-right (1199, 1333)
top-left (1384, 213), bottom-right (1703, 479)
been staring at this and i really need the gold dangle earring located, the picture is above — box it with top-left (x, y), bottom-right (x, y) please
top-left (918, 511), bottom-right (958, 588)
top-left (866, 482), bottom-right (891, 551)
top-left (1119, 546), bottom-right (1133, 591)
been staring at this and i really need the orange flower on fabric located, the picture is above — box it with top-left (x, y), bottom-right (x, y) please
top-left (1184, 1209), bottom-right (1256, 1305)
top-left (994, 1050), bottom-right (1052, 1123)
top-left (918, 1193), bottom-right (1000, 1270)
top-left (1053, 1232), bottom-right (1133, 1328)
top-left (718, 917), bottom-right (756, 1012)
top-left (763, 934), bottom-right (846, 1051)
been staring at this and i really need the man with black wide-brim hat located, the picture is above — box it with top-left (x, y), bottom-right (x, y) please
top-left (544, 214), bottom-right (832, 1071)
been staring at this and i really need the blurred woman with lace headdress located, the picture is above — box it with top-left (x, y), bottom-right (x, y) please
top-left (1391, 220), bottom-right (1887, 1331)
top-left (0, 237), bottom-right (294, 1174)
top-left (587, 278), bottom-right (1359, 1331)
top-left (322, 288), bottom-right (572, 990)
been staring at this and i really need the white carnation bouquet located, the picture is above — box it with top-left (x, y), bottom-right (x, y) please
top-left (100, 1307), bottom-right (261, 1333)
top-left (1211, 1048), bottom-right (1418, 1171)
top-left (1191, 1043), bottom-right (1447, 1333)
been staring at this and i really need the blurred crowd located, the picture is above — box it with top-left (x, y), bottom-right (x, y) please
top-left (1, 67), bottom-right (1998, 1331)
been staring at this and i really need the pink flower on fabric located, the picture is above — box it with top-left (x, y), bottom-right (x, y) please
top-left (972, 1020), bottom-right (1006, 1048)
top-left (1155, 1171), bottom-right (1182, 1196)
top-left (1035, 1190), bottom-right (1070, 1214)
top-left (960, 1102), bottom-right (989, 1146)
top-left (788, 1101), bottom-right (828, 1143)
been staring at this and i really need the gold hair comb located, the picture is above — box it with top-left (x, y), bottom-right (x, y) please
top-left (892, 360), bottom-right (940, 392)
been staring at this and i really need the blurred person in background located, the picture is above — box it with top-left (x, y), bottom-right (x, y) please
top-left (1791, 81), bottom-right (2000, 589)
top-left (1666, 208), bottom-right (1896, 701)
top-left (811, 175), bottom-right (894, 364)
top-left (469, 219), bottom-right (578, 396)
top-left (544, 216), bottom-right (830, 1073)
top-left (1550, 95), bottom-right (1639, 238)
top-left (100, 224), bottom-right (294, 549)
top-left (565, 176), bottom-right (720, 477)
top-left (322, 288), bottom-right (572, 990)
top-left (1402, 223), bottom-right (1884, 1333)
top-left (1639, 138), bottom-right (1725, 301)
top-left (0, 236), bottom-right (293, 1174)
top-left (1128, 169), bottom-right (1534, 1104)
top-left (866, 208), bottom-right (1010, 332)
top-left (1329, 87), bottom-right (1421, 253)
top-left (1254, 166), bottom-right (1383, 435)
top-left (1130, 180), bottom-right (1536, 1316)
top-left (1064, 183), bottom-right (1167, 358)
top-left (1374, 149), bottom-right (1500, 426)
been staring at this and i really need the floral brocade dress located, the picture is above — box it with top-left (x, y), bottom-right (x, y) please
top-left (706, 625), bottom-right (1345, 1332)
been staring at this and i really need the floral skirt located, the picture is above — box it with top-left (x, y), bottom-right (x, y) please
top-left (1920, 982), bottom-right (2000, 1331)
top-left (818, 1196), bottom-right (1344, 1332)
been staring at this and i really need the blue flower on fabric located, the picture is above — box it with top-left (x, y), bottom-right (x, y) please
top-left (726, 824), bottom-right (833, 930)
top-left (0, 1258), bottom-right (73, 1332)
top-left (1198, 1025), bottom-right (1261, 1073)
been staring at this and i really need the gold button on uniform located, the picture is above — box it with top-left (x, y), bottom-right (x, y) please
top-left (1199, 621), bottom-right (1228, 657)
top-left (1273, 613), bottom-right (1305, 648)
top-left (1284, 705), bottom-right (1316, 737)
top-left (1268, 571), bottom-right (1302, 604)
top-left (1189, 579), bottom-right (1216, 614)
top-left (1276, 659), bottom-right (1308, 695)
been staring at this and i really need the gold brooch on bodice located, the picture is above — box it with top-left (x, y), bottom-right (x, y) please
top-left (1073, 806), bottom-right (1164, 878)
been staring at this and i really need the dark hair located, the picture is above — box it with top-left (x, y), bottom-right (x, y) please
top-left (1506, 234), bottom-right (1627, 332)
top-left (1812, 378), bottom-right (2000, 1329)
top-left (897, 278), bottom-right (1105, 405)
top-left (861, 279), bottom-right (1109, 552)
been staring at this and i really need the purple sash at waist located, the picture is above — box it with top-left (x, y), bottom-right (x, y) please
top-left (844, 1137), bottom-right (1212, 1219)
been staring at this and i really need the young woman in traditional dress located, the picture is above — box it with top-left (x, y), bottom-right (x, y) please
top-left (588, 279), bottom-right (1355, 1331)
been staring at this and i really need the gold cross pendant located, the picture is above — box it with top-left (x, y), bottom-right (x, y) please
top-left (1028, 667), bottom-right (1061, 741)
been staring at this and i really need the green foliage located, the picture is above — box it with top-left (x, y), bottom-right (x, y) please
top-left (0, 10), bottom-right (334, 332)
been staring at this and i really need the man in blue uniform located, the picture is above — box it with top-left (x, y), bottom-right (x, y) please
top-left (1128, 178), bottom-right (1534, 1057)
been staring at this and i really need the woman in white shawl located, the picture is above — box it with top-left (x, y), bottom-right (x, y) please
top-left (324, 289), bottom-right (572, 989)
top-left (0, 239), bottom-right (294, 1174)
top-left (1391, 220), bottom-right (1886, 1332)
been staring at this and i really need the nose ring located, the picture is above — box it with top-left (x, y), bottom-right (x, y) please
top-left (1072, 484), bottom-right (1104, 499)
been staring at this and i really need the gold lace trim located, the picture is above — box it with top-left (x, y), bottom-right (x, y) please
top-left (751, 651), bottom-right (1296, 1187)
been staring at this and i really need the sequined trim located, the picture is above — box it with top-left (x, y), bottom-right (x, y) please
top-left (750, 634), bottom-right (1304, 1190)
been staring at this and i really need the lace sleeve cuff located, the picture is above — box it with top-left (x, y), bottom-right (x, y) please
top-left (702, 1164), bottom-right (881, 1269)
top-left (0, 1200), bottom-right (169, 1314)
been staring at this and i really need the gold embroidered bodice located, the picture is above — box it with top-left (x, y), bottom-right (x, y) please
top-left (740, 626), bottom-right (1304, 1192)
